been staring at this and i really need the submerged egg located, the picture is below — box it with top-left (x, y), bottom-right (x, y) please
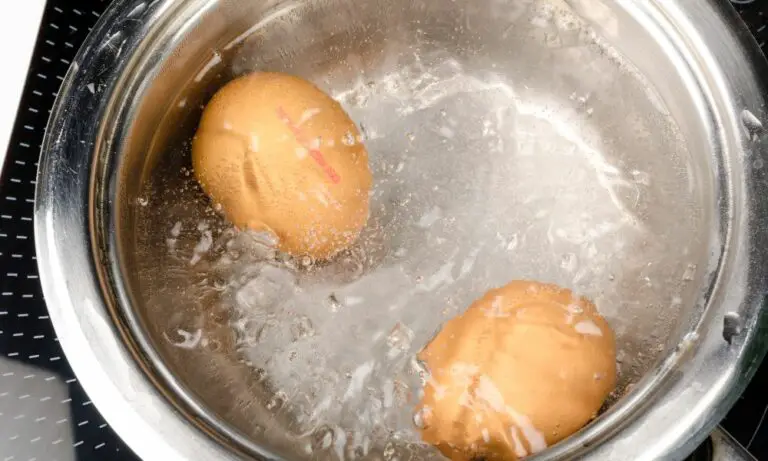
top-left (192, 71), bottom-right (373, 260)
top-left (416, 280), bottom-right (616, 461)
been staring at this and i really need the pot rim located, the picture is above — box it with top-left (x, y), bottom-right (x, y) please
top-left (34, 0), bottom-right (768, 460)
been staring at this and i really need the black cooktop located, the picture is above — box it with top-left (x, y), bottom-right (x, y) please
top-left (1, 1), bottom-right (766, 460)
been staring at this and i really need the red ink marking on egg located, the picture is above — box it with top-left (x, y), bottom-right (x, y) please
top-left (275, 106), bottom-right (341, 184)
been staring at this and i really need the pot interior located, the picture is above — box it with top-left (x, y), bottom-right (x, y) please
top-left (109, 0), bottom-right (719, 458)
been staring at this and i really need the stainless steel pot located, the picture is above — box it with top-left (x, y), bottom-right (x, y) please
top-left (35, 0), bottom-right (768, 460)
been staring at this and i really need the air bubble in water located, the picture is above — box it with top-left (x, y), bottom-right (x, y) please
top-left (204, 337), bottom-right (221, 352)
top-left (506, 233), bottom-right (519, 251)
top-left (266, 390), bottom-right (287, 411)
top-left (383, 442), bottom-right (396, 461)
top-left (409, 356), bottom-right (429, 382)
top-left (412, 407), bottom-right (431, 429)
top-left (386, 323), bottom-right (414, 359)
top-left (327, 293), bottom-right (343, 312)
top-left (632, 169), bottom-right (651, 186)
top-left (312, 426), bottom-right (335, 450)
top-left (291, 315), bottom-right (316, 340)
top-left (682, 263), bottom-right (696, 281)
top-left (560, 253), bottom-right (577, 272)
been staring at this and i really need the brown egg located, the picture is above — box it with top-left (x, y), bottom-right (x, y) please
top-left (192, 71), bottom-right (372, 259)
top-left (416, 280), bottom-right (616, 461)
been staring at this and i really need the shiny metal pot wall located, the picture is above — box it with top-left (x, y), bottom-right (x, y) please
top-left (35, 0), bottom-right (768, 460)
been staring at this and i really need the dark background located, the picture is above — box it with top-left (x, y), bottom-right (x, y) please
top-left (0, 0), bottom-right (766, 460)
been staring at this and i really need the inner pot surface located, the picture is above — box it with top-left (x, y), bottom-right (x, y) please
top-left (35, 0), bottom-right (768, 460)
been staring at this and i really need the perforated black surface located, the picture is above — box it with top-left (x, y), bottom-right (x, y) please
top-left (0, 1), bottom-right (766, 460)
top-left (1, 2), bottom-right (137, 460)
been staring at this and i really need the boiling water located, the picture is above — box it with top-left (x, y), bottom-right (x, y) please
top-left (130, 2), bottom-right (709, 459)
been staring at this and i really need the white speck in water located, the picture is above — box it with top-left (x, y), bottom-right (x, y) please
top-left (417, 206), bottom-right (442, 228)
top-left (438, 126), bottom-right (455, 138)
top-left (163, 328), bottom-right (202, 350)
top-left (632, 169), bottom-right (651, 186)
top-left (575, 320), bottom-right (603, 336)
top-left (332, 428), bottom-right (347, 460)
top-left (177, 98), bottom-right (187, 108)
top-left (395, 162), bottom-right (405, 173)
top-left (190, 229), bottom-right (213, 265)
top-left (413, 405), bottom-right (429, 427)
top-left (482, 119), bottom-right (493, 136)
top-left (506, 234), bottom-right (519, 251)
top-left (250, 135), bottom-right (259, 152)
top-left (682, 263), bottom-right (696, 281)
top-left (296, 147), bottom-right (308, 159)
top-left (386, 323), bottom-right (414, 359)
top-left (316, 428), bottom-right (333, 450)
top-left (136, 196), bottom-right (148, 207)
top-left (222, 122), bottom-right (233, 131)
top-left (459, 247), bottom-right (481, 278)
top-left (170, 221), bottom-right (182, 237)
top-left (86, 83), bottom-right (95, 94)
top-left (560, 253), bottom-right (577, 272)
top-left (482, 428), bottom-right (491, 443)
